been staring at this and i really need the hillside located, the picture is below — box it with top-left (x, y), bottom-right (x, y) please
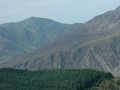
top-left (1, 6), bottom-right (120, 77)
top-left (1, 6), bottom-right (120, 76)
top-left (0, 17), bottom-right (80, 61)
top-left (0, 69), bottom-right (113, 90)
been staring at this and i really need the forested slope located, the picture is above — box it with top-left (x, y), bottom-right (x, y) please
top-left (0, 69), bottom-right (113, 90)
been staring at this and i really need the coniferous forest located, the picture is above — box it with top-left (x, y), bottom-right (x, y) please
top-left (0, 69), bottom-right (113, 90)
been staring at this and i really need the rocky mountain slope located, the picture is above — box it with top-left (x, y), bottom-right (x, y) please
top-left (2, 32), bottom-right (120, 76)
top-left (1, 6), bottom-right (120, 76)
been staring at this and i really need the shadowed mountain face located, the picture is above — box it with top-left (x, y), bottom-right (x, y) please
top-left (1, 7), bottom-right (120, 76)
top-left (0, 17), bottom-right (80, 62)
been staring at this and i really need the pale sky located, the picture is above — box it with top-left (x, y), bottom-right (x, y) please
top-left (0, 0), bottom-right (120, 24)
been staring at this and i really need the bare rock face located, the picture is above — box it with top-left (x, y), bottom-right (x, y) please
top-left (1, 7), bottom-right (120, 76)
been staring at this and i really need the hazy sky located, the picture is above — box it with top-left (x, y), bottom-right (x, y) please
top-left (0, 0), bottom-right (120, 24)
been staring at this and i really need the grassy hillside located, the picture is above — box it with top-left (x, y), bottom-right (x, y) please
top-left (0, 69), bottom-right (113, 90)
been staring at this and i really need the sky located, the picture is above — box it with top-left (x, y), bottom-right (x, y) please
top-left (0, 0), bottom-right (120, 24)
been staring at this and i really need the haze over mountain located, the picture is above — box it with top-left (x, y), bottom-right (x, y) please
top-left (1, 6), bottom-right (120, 76)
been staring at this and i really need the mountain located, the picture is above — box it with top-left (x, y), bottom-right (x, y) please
top-left (1, 7), bottom-right (120, 76)
top-left (0, 17), bottom-right (80, 62)
top-left (1, 6), bottom-right (120, 76)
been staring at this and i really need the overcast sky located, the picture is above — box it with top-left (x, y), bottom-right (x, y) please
top-left (0, 0), bottom-right (120, 24)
